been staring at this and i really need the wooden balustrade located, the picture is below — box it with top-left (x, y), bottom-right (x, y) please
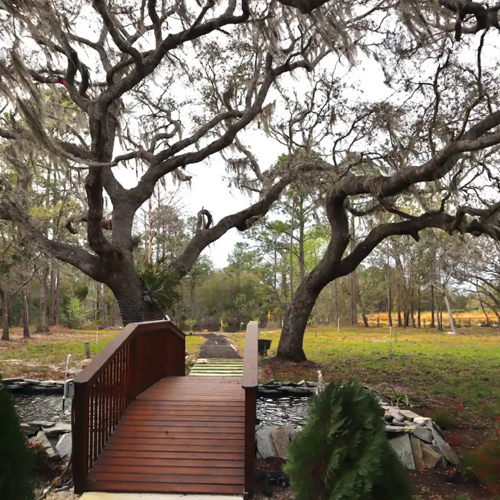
top-left (242, 321), bottom-right (259, 499)
top-left (72, 320), bottom-right (185, 494)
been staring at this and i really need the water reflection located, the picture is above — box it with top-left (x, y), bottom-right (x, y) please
top-left (257, 396), bottom-right (310, 426)
top-left (13, 394), bottom-right (72, 423)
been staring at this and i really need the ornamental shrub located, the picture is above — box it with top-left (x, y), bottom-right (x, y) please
top-left (285, 379), bottom-right (413, 500)
top-left (0, 375), bottom-right (35, 500)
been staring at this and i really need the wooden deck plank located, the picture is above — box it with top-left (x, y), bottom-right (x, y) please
top-left (88, 482), bottom-right (243, 495)
top-left (94, 457), bottom-right (244, 468)
top-left (88, 376), bottom-right (245, 496)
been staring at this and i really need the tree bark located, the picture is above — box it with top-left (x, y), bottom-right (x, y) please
top-left (39, 267), bottom-right (49, 333)
top-left (99, 284), bottom-right (109, 328)
top-left (104, 257), bottom-right (165, 325)
top-left (1, 290), bottom-right (9, 340)
top-left (298, 202), bottom-right (305, 284)
top-left (443, 292), bottom-right (457, 333)
top-left (111, 300), bottom-right (117, 327)
top-left (277, 278), bottom-right (321, 362)
top-left (289, 210), bottom-right (294, 302)
top-left (54, 266), bottom-right (60, 325)
top-left (49, 265), bottom-right (56, 326)
top-left (417, 285), bottom-right (421, 328)
top-left (386, 264), bottom-right (393, 327)
top-left (22, 288), bottom-right (30, 338)
top-left (358, 294), bottom-right (369, 327)
top-left (477, 285), bottom-right (490, 324)
top-left (350, 216), bottom-right (358, 326)
top-left (431, 284), bottom-right (435, 328)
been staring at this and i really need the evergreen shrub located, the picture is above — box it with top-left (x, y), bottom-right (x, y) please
top-left (0, 375), bottom-right (35, 500)
top-left (285, 379), bottom-right (413, 500)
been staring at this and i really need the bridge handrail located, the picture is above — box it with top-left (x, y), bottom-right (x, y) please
top-left (72, 320), bottom-right (185, 494)
top-left (242, 321), bottom-right (258, 388)
top-left (242, 321), bottom-right (259, 497)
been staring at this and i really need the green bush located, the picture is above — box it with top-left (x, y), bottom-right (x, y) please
top-left (61, 297), bottom-right (86, 329)
top-left (430, 408), bottom-right (458, 430)
top-left (0, 376), bottom-right (35, 500)
top-left (285, 380), bottom-right (413, 500)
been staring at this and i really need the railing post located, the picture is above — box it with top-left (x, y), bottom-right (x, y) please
top-left (242, 321), bottom-right (259, 499)
top-left (72, 382), bottom-right (88, 495)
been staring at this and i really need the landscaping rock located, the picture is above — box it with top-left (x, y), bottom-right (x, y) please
top-left (43, 423), bottom-right (71, 437)
top-left (56, 432), bottom-right (72, 461)
top-left (20, 423), bottom-right (42, 436)
top-left (421, 442), bottom-right (442, 469)
top-left (30, 421), bottom-right (55, 428)
top-left (389, 434), bottom-right (416, 470)
top-left (31, 431), bottom-right (57, 458)
top-left (431, 428), bottom-right (460, 465)
top-left (412, 425), bottom-right (433, 444)
top-left (399, 409), bottom-right (421, 421)
top-left (271, 426), bottom-right (291, 460)
top-left (385, 425), bottom-right (410, 433)
top-left (410, 435), bottom-right (425, 471)
top-left (290, 426), bottom-right (302, 441)
top-left (256, 425), bottom-right (277, 459)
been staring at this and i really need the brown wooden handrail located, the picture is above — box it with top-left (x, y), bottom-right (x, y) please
top-left (243, 321), bottom-right (259, 498)
top-left (72, 320), bottom-right (186, 494)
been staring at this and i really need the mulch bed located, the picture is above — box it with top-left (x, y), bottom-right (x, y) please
top-left (197, 333), bottom-right (242, 359)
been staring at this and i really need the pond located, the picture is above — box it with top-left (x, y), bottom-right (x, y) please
top-left (257, 396), bottom-right (310, 426)
top-left (12, 392), bottom-right (311, 427)
top-left (13, 394), bottom-right (72, 424)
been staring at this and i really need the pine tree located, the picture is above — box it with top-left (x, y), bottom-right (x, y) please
top-left (285, 379), bottom-right (412, 500)
top-left (0, 376), bottom-right (35, 500)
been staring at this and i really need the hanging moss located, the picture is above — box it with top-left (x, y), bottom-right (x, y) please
top-left (285, 379), bottom-right (413, 500)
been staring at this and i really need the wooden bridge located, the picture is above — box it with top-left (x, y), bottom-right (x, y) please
top-left (72, 321), bottom-right (258, 498)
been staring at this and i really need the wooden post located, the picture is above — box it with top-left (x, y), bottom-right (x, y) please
top-left (242, 322), bottom-right (259, 499)
top-left (85, 342), bottom-right (91, 359)
top-left (244, 387), bottom-right (257, 499)
top-left (72, 382), bottom-right (89, 494)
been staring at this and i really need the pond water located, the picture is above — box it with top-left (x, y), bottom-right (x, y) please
top-left (257, 396), bottom-right (310, 426)
top-left (13, 394), bottom-right (72, 424)
top-left (13, 393), bottom-right (310, 427)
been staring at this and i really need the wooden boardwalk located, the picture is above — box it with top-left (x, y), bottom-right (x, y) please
top-left (73, 321), bottom-right (258, 498)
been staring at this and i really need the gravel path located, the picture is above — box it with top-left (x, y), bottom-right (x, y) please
top-left (197, 333), bottom-right (242, 359)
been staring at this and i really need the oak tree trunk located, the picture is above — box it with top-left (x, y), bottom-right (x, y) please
top-left (105, 258), bottom-right (164, 325)
top-left (277, 279), bottom-right (320, 362)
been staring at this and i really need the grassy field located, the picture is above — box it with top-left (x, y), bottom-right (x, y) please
top-left (0, 327), bottom-right (205, 379)
top-left (229, 326), bottom-right (500, 420)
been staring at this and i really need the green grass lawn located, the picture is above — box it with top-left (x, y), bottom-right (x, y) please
top-left (229, 326), bottom-right (500, 421)
top-left (0, 329), bottom-right (205, 380)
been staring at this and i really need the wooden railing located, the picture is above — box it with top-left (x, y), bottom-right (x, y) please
top-left (72, 320), bottom-right (185, 494)
top-left (242, 321), bottom-right (259, 499)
